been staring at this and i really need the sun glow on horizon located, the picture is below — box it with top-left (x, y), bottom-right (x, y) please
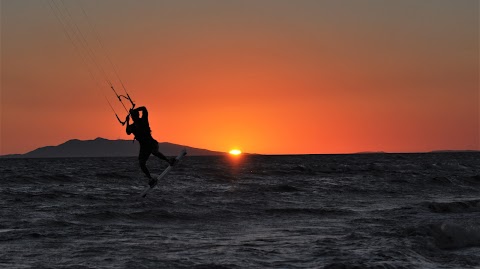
top-left (229, 149), bottom-right (242, 155)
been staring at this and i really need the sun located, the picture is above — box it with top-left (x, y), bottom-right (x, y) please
top-left (229, 149), bottom-right (242, 155)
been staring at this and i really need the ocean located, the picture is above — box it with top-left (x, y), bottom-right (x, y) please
top-left (1, 153), bottom-right (479, 269)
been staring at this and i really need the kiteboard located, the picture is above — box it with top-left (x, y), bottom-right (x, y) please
top-left (140, 148), bottom-right (187, 198)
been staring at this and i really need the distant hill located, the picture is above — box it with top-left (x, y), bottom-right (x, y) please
top-left (354, 151), bottom-right (387, 154)
top-left (1, 137), bottom-right (225, 158)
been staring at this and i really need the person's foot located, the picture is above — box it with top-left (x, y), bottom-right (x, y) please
top-left (148, 177), bottom-right (157, 188)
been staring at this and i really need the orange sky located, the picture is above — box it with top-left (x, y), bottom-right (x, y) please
top-left (1, 0), bottom-right (479, 155)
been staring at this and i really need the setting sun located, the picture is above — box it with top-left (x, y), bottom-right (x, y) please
top-left (229, 149), bottom-right (242, 155)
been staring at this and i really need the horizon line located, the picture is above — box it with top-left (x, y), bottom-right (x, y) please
top-left (1, 137), bottom-right (479, 157)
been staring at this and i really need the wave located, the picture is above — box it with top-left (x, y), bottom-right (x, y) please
top-left (74, 209), bottom-right (191, 223)
top-left (265, 207), bottom-right (354, 216)
top-left (193, 264), bottom-right (235, 269)
top-left (404, 220), bottom-right (480, 251)
top-left (426, 175), bottom-right (480, 187)
top-left (324, 262), bottom-right (409, 269)
top-left (1, 173), bottom-right (74, 184)
top-left (430, 222), bottom-right (480, 250)
top-left (95, 172), bottom-right (133, 180)
top-left (464, 175), bottom-right (480, 184)
top-left (428, 176), bottom-right (454, 185)
top-left (268, 164), bottom-right (317, 176)
top-left (0, 219), bottom-right (83, 241)
top-left (39, 173), bottom-right (73, 182)
top-left (0, 187), bottom-right (78, 202)
top-left (426, 200), bottom-right (480, 213)
top-left (190, 166), bottom-right (239, 181)
top-left (274, 184), bottom-right (300, 192)
top-left (0, 174), bottom-right (37, 184)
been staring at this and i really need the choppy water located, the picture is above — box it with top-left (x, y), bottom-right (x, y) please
top-left (1, 153), bottom-right (479, 268)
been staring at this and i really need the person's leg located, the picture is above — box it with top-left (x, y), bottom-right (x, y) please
top-left (151, 142), bottom-right (175, 165)
top-left (138, 146), bottom-right (152, 178)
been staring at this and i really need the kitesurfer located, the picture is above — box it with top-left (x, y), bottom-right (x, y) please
top-left (126, 106), bottom-right (175, 186)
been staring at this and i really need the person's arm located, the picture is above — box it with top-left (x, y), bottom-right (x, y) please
top-left (125, 115), bottom-right (133, 135)
top-left (137, 106), bottom-right (148, 119)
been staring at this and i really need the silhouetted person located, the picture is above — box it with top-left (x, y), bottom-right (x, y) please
top-left (126, 106), bottom-right (174, 186)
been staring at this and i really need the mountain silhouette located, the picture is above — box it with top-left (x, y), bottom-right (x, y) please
top-left (2, 137), bottom-right (225, 158)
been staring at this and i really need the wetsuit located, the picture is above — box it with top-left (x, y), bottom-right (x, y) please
top-left (126, 107), bottom-right (170, 179)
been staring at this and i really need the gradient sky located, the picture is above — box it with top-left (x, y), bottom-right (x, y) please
top-left (1, 0), bottom-right (479, 155)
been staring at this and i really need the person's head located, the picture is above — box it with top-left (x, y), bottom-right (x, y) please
top-left (130, 109), bottom-right (140, 121)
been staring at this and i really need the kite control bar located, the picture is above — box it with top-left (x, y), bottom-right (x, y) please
top-left (111, 86), bottom-right (135, 126)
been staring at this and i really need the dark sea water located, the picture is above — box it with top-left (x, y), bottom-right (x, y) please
top-left (1, 153), bottom-right (479, 269)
